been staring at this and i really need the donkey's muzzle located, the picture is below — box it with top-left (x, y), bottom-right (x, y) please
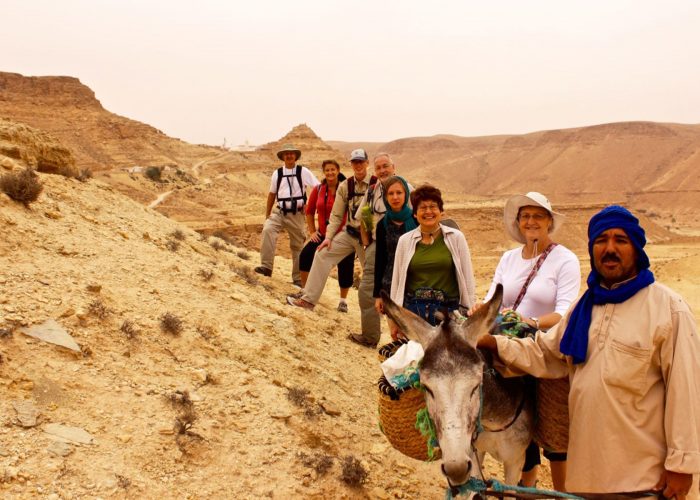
top-left (441, 459), bottom-right (472, 489)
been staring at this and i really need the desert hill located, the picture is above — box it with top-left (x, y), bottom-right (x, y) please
top-left (0, 71), bottom-right (222, 171)
top-left (0, 167), bottom-right (459, 498)
top-left (329, 121), bottom-right (700, 229)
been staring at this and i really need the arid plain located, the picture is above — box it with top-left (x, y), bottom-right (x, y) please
top-left (1, 71), bottom-right (698, 498)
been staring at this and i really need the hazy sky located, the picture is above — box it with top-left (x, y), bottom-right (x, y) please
top-left (4, 1), bottom-right (700, 147)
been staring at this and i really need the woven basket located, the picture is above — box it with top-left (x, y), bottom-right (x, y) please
top-left (377, 340), bottom-right (441, 462)
top-left (534, 377), bottom-right (570, 453)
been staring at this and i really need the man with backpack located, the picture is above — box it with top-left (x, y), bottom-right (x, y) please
top-left (255, 144), bottom-right (319, 286)
top-left (287, 149), bottom-right (394, 347)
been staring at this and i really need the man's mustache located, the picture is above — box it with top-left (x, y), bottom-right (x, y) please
top-left (601, 253), bottom-right (621, 264)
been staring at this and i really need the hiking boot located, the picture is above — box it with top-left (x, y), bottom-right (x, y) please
top-left (288, 290), bottom-right (305, 299)
top-left (286, 296), bottom-right (314, 310)
top-left (337, 302), bottom-right (348, 313)
top-left (347, 333), bottom-right (378, 349)
top-left (254, 266), bottom-right (272, 277)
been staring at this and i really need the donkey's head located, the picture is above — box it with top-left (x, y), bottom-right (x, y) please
top-left (381, 286), bottom-right (502, 487)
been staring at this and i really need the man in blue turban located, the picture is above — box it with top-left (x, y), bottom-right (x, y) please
top-left (478, 205), bottom-right (699, 497)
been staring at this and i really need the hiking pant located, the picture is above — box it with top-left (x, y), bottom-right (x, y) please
top-left (299, 239), bottom-right (355, 289)
top-left (302, 231), bottom-right (362, 305)
top-left (260, 210), bottom-right (305, 283)
top-left (358, 241), bottom-right (381, 343)
top-left (302, 232), bottom-right (381, 340)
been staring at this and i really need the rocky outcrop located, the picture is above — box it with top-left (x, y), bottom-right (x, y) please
top-left (258, 123), bottom-right (344, 167)
top-left (0, 117), bottom-right (75, 172)
top-left (0, 71), bottom-right (219, 170)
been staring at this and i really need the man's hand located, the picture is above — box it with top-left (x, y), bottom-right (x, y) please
top-left (375, 298), bottom-right (384, 314)
top-left (388, 318), bottom-right (404, 341)
top-left (317, 238), bottom-right (331, 252)
top-left (654, 470), bottom-right (693, 499)
top-left (310, 231), bottom-right (322, 243)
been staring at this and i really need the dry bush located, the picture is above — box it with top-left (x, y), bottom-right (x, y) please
top-left (232, 265), bottom-right (258, 285)
top-left (54, 164), bottom-right (79, 179)
top-left (0, 327), bottom-right (13, 338)
top-left (212, 229), bottom-right (232, 243)
top-left (160, 312), bottom-right (183, 335)
top-left (116, 474), bottom-right (131, 489)
top-left (0, 168), bottom-right (43, 206)
top-left (170, 229), bottom-right (186, 241)
top-left (88, 299), bottom-right (110, 320)
top-left (120, 320), bottom-right (138, 339)
top-left (144, 167), bottom-right (162, 182)
top-left (298, 452), bottom-right (334, 475)
top-left (198, 269), bottom-right (214, 281)
top-left (210, 239), bottom-right (226, 252)
top-left (340, 455), bottom-right (368, 487)
top-left (287, 386), bottom-right (310, 407)
top-left (169, 389), bottom-right (203, 453)
top-left (197, 231), bottom-right (208, 242)
top-left (165, 239), bottom-right (180, 252)
top-left (76, 168), bottom-right (93, 182)
top-left (236, 250), bottom-right (250, 260)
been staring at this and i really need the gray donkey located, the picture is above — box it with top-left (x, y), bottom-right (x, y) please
top-left (381, 285), bottom-right (534, 490)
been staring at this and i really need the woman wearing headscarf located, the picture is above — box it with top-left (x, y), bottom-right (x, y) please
top-left (373, 176), bottom-right (417, 315)
top-left (480, 191), bottom-right (581, 490)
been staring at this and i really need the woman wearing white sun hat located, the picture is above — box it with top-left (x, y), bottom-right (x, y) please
top-left (480, 191), bottom-right (581, 490)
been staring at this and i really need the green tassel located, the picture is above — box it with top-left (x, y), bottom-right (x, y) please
top-left (360, 205), bottom-right (374, 233)
top-left (415, 407), bottom-right (440, 461)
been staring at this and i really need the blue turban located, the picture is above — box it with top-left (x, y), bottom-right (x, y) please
top-left (559, 205), bottom-right (655, 363)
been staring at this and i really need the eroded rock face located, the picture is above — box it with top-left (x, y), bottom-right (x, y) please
top-left (257, 123), bottom-right (344, 167)
top-left (0, 118), bottom-right (75, 172)
top-left (0, 71), bottom-right (219, 170)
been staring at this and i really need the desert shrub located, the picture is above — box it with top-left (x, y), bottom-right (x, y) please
top-left (232, 265), bottom-right (258, 285)
top-left (160, 312), bottom-right (183, 335)
top-left (76, 168), bottom-right (93, 182)
top-left (55, 164), bottom-right (79, 179)
top-left (287, 386), bottom-right (310, 407)
top-left (165, 239), bottom-right (180, 252)
top-left (144, 166), bottom-right (162, 182)
top-left (210, 239), bottom-right (226, 252)
top-left (116, 475), bottom-right (131, 489)
top-left (236, 250), bottom-right (250, 260)
top-left (0, 168), bottom-right (43, 206)
top-left (0, 327), bottom-right (13, 338)
top-left (340, 456), bottom-right (368, 487)
top-left (198, 269), bottom-right (214, 281)
top-left (298, 452), bottom-right (334, 475)
top-left (120, 320), bottom-right (138, 339)
top-left (88, 299), bottom-right (110, 320)
top-left (170, 229), bottom-right (186, 241)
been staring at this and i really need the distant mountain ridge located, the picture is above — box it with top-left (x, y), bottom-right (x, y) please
top-left (329, 120), bottom-right (700, 222)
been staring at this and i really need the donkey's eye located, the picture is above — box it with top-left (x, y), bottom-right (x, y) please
top-left (423, 385), bottom-right (434, 397)
top-left (470, 386), bottom-right (480, 399)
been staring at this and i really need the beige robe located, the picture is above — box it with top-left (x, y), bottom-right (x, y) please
top-left (494, 282), bottom-right (700, 495)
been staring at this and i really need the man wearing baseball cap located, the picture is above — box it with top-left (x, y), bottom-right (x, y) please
top-left (255, 144), bottom-right (319, 285)
top-left (288, 148), bottom-right (383, 347)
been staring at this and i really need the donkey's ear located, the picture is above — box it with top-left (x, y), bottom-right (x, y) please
top-left (381, 291), bottom-right (439, 348)
top-left (463, 284), bottom-right (503, 348)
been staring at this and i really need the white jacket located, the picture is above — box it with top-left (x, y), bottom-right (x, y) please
top-left (390, 224), bottom-right (476, 310)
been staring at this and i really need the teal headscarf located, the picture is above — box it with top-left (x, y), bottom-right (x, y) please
top-left (382, 176), bottom-right (417, 231)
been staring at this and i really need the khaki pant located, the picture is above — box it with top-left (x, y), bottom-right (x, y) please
top-left (259, 210), bottom-right (305, 283)
top-left (302, 232), bottom-right (381, 340)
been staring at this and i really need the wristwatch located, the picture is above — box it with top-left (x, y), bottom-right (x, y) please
top-left (529, 317), bottom-right (540, 330)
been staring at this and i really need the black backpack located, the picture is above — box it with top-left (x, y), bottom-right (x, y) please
top-left (275, 166), bottom-right (307, 215)
top-left (346, 174), bottom-right (378, 219)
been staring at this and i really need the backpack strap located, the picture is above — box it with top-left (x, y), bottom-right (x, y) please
top-left (275, 166), bottom-right (306, 215)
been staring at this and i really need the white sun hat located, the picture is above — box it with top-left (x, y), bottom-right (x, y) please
top-left (503, 192), bottom-right (565, 244)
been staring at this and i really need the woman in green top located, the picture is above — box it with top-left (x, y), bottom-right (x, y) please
top-left (389, 184), bottom-right (476, 336)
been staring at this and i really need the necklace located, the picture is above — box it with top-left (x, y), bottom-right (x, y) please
top-left (420, 226), bottom-right (441, 245)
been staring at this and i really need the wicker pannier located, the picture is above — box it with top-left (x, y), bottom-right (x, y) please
top-left (534, 377), bottom-right (570, 453)
top-left (377, 340), bottom-right (441, 462)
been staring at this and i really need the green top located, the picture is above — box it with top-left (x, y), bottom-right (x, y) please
top-left (406, 234), bottom-right (459, 299)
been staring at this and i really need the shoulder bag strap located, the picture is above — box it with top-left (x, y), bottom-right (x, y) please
top-left (512, 242), bottom-right (558, 311)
